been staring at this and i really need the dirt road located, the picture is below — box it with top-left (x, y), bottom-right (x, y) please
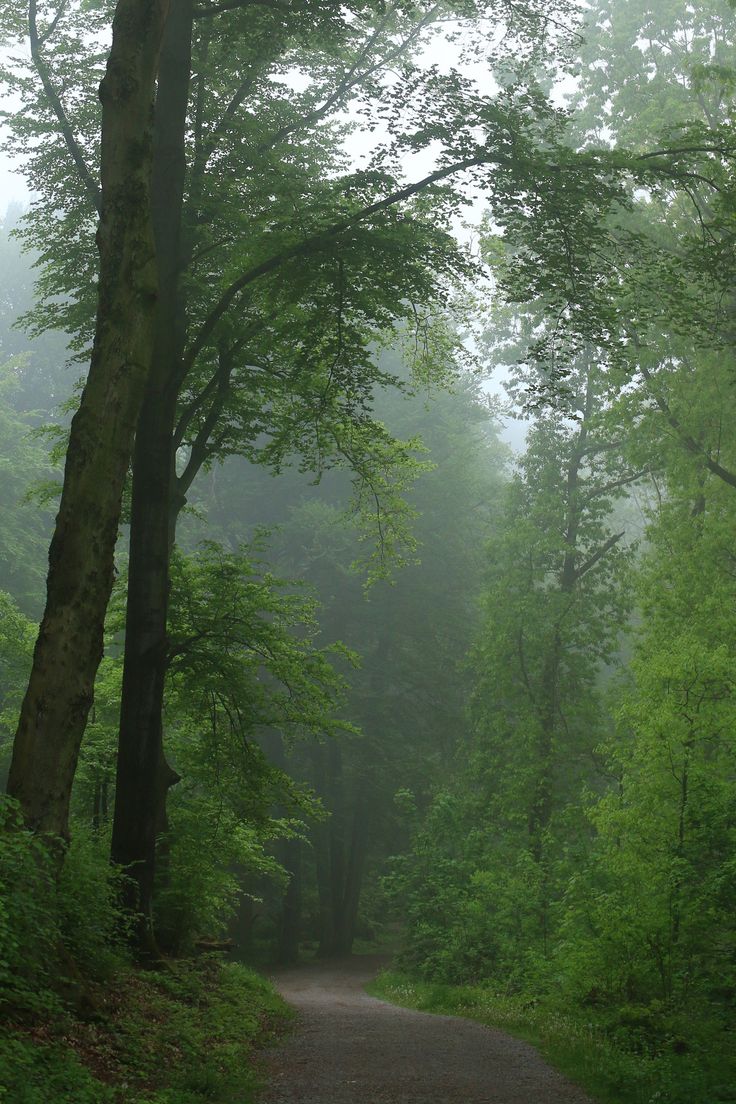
top-left (260, 956), bottom-right (592, 1103)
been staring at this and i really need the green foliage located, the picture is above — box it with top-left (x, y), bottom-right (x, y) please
top-left (117, 960), bottom-right (290, 1104)
top-left (391, 360), bottom-right (637, 986)
top-left (0, 958), bottom-right (290, 1104)
top-left (0, 798), bottom-right (60, 1016)
top-left (4, 0), bottom-right (736, 1101)
top-left (380, 4), bottom-right (736, 1098)
top-left (373, 972), bottom-right (736, 1104)
top-left (0, 1034), bottom-right (113, 1104)
top-left (0, 365), bottom-right (55, 613)
top-left (0, 590), bottom-right (35, 764)
top-left (0, 799), bottom-right (128, 1016)
top-left (56, 826), bottom-right (131, 977)
top-left (166, 542), bottom-right (354, 746)
top-left (153, 798), bottom-right (294, 953)
top-left (149, 542), bottom-right (348, 950)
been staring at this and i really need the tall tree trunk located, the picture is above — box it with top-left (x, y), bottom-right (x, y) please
top-left (333, 801), bottom-right (367, 954)
top-left (326, 744), bottom-right (347, 956)
top-left (528, 631), bottom-right (561, 863)
top-left (310, 745), bottom-right (336, 957)
top-left (314, 820), bottom-right (335, 956)
top-left (110, 0), bottom-right (192, 945)
top-left (528, 374), bottom-right (591, 859)
top-left (277, 838), bottom-right (303, 965)
top-left (7, 0), bottom-right (169, 840)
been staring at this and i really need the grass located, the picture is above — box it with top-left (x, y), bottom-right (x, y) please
top-left (0, 957), bottom-right (293, 1104)
top-left (368, 971), bottom-right (736, 1104)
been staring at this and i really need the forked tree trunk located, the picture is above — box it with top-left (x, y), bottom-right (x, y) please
top-left (7, 0), bottom-right (170, 840)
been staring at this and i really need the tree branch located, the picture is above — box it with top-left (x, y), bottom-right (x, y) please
top-left (582, 469), bottom-right (649, 503)
top-left (173, 366), bottom-right (222, 451)
top-left (637, 144), bottom-right (736, 163)
top-left (259, 4), bottom-right (440, 152)
top-left (639, 362), bottom-right (736, 490)
top-left (194, 0), bottom-right (289, 17)
top-left (517, 626), bottom-right (537, 705)
top-left (28, 0), bottom-right (101, 214)
top-left (37, 0), bottom-right (68, 44)
top-left (183, 152), bottom-right (489, 372)
top-left (573, 531), bottom-right (625, 583)
top-left (208, 72), bottom-right (257, 152)
top-left (176, 343), bottom-right (235, 496)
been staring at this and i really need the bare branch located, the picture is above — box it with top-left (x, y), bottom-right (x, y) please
top-left (176, 343), bottom-right (235, 496)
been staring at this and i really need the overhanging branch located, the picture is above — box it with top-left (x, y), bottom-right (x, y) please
top-left (183, 152), bottom-right (489, 372)
top-left (28, 0), bottom-right (101, 214)
top-left (194, 0), bottom-right (289, 17)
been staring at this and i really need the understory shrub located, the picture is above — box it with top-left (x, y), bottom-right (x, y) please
top-left (0, 796), bottom-right (128, 1016)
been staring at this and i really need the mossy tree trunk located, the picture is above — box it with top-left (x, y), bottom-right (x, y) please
top-left (110, 0), bottom-right (193, 949)
top-left (7, 0), bottom-right (170, 841)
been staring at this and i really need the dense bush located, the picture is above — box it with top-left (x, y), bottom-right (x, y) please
top-left (0, 798), bottom-right (61, 1016)
top-left (1, 959), bottom-right (290, 1104)
top-left (0, 1034), bottom-right (114, 1104)
top-left (0, 798), bottom-right (128, 1017)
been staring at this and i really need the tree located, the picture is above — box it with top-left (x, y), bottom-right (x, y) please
top-left (393, 356), bottom-right (638, 982)
top-left (215, 366), bottom-right (509, 957)
top-left (6, 0), bottom-right (169, 840)
top-left (2, 0), bottom-right (585, 937)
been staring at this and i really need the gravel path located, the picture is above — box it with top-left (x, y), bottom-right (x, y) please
top-left (260, 955), bottom-right (593, 1103)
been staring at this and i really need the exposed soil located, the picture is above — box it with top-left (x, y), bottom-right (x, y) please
top-left (260, 955), bottom-right (593, 1103)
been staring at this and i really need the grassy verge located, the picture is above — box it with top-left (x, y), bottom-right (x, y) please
top-left (368, 971), bottom-right (736, 1104)
top-left (1, 957), bottom-right (292, 1104)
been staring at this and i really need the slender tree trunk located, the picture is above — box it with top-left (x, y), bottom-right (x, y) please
top-left (110, 0), bottom-right (192, 945)
top-left (326, 744), bottom-right (348, 955)
top-left (528, 376), bottom-right (591, 860)
top-left (310, 746), bottom-right (336, 957)
top-left (333, 802), bottom-right (367, 954)
top-left (314, 822), bottom-right (335, 956)
top-left (277, 838), bottom-right (303, 964)
top-left (528, 631), bottom-right (561, 863)
top-left (317, 747), bottom-right (368, 957)
top-left (7, 0), bottom-right (169, 840)
top-left (92, 779), bottom-right (102, 832)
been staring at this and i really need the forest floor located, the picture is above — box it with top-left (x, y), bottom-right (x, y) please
top-left (260, 955), bottom-right (592, 1103)
top-left (1, 957), bottom-right (291, 1104)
